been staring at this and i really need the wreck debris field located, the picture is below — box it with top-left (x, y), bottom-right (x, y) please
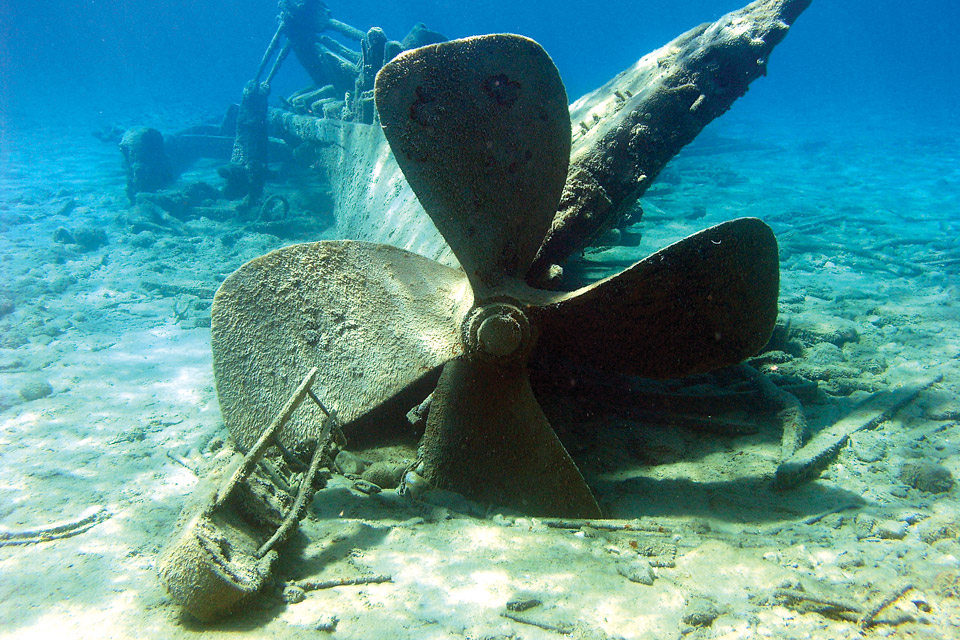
top-left (2, 1), bottom-right (960, 639)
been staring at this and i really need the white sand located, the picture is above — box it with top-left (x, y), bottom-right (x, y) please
top-left (1, 111), bottom-right (959, 639)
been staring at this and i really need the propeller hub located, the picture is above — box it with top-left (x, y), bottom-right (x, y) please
top-left (463, 302), bottom-right (531, 362)
top-left (478, 315), bottom-right (522, 357)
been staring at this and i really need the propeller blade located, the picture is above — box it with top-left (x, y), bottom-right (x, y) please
top-left (418, 358), bottom-right (601, 518)
top-left (375, 34), bottom-right (571, 297)
top-left (212, 241), bottom-right (473, 451)
top-left (532, 217), bottom-right (780, 379)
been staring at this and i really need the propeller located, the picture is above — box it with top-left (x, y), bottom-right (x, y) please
top-left (211, 34), bottom-right (779, 518)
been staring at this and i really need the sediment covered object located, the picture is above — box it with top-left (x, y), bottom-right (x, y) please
top-left (268, 0), bottom-right (810, 281)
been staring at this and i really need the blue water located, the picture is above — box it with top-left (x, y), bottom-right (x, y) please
top-left (4, 1), bottom-right (958, 128)
top-left (2, 1), bottom-right (960, 637)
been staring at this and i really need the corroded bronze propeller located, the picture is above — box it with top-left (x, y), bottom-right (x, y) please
top-left (211, 34), bottom-right (779, 518)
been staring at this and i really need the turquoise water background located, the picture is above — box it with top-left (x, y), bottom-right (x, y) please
top-left (2, 2), bottom-right (960, 637)
top-left (4, 1), bottom-right (957, 131)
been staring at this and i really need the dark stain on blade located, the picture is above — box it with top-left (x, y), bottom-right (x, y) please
top-left (482, 74), bottom-right (521, 106)
top-left (410, 85), bottom-right (437, 128)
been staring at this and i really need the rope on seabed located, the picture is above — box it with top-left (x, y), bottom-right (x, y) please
top-left (0, 506), bottom-right (111, 547)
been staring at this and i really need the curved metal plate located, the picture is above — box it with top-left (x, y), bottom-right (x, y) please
top-left (532, 218), bottom-right (780, 379)
top-left (212, 240), bottom-right (472, 451)
top-left (375, 34), bottom-right (570, 298)
top-left (419, 358), bottom-right (601, 518)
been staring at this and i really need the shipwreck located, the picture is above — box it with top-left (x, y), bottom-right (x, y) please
top-left (145, 0), bottom-right (814, 621)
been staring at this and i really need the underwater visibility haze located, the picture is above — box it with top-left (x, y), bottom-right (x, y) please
top-left (1, 1), bottom-right (960, 638)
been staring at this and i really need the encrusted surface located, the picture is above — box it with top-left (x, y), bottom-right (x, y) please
top-left (375, 35), bottom-right (570, 297)
top-left (531, 0), bottom-right (811, 278)
top-left (211, 241), bottom-right (472, 451)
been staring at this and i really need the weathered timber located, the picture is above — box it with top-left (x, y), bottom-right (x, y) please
top-left (529, 0), bottom-right (811, 281)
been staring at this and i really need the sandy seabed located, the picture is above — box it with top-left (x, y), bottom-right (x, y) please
top-left (1, 108), bottom-right (959, 639)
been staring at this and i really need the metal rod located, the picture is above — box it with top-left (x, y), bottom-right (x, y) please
top-left (214, 367), bottom-right (319, 509)
top-left (257, 433), bottom-right (327, 558)
top-left (327, 18), bottom-right (365, 41)
top-left (294, 575), bottom-right (393, 591)
top-left (307, 388), bottom-right (332, 416)
top-left (254, 24), bottom-right (285, 83)
top-left (263, 39), bottom-right (292, 89)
